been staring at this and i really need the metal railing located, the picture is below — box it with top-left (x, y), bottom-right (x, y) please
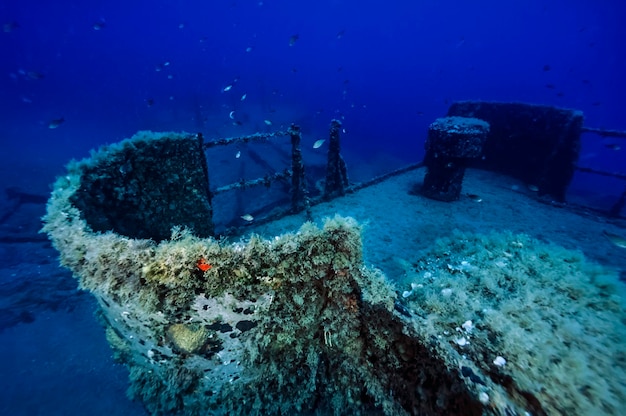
top-left (578, 127), bottom-right (626, 217)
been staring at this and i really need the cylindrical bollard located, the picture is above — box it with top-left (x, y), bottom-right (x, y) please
top-left (422, 116), bottom-right (489, 201)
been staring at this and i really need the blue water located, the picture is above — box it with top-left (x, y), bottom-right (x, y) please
top-left (1, 1), bottom-right (625, 414)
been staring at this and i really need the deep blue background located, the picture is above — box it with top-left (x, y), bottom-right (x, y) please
top-left (0, 2), bottom-right (625, 414)
top-left (1, 0), bottom-right (624, 204)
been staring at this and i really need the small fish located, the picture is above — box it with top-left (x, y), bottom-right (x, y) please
top-left (92, 19), bottom-right (106, 30)
top-left (542, 64), bottom-right (551, 71)
top-left (48, 117), bottom-right (65, 129)
top-left (240, 93), bottom-right (247, 101)
top-left (466, 193), bottom-right (482, 202)
top-left (235, 151), bottom-right (241, 159)
top-left (289, 34), bottom-right (299, 46)
top-left (223, 84), bottom-right (233, 92)
top-left (154, 63), bottom-right (165, 72)
top-left (312, 139), bottom-right (325, 149)
top-left (229, 110), bottom-right (236, 120)
top-left (3, 21), bottom-right (19, 33)
top-left (264, 119), bottom-right (272, 126)
top-left (545, 84), bottom-right (556, 89)
top-left (336, 29), bottom-right (345, 39)
top-left (146, 98), bottom-right (155, 107)
top-left (245, 46), bottom-right (253, 53)
top-left (604, 143), bottom-right (621, 151)
top-left (603, 230), bottom-right (626, 249)
top-left (241, 214), bottom-right (254, 222)
top-left (527, 184), bottom-right (539, 192)
top-left (26, 71), bottom-right (45, 80)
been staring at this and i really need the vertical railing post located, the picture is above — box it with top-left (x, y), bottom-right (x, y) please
top-left (289, 124), bottom-right (312, 220)
top-left (324, 119), bottom-right (349, 200)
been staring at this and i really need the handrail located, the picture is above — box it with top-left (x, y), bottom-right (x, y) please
top-left (581, 126), bottom-right (626, 139)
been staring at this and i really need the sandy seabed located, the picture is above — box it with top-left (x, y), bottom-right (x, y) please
top-left (250, 167), bottom-right (626, 287)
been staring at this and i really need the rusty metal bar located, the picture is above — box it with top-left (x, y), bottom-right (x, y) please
top-left (213, 169), bottom-right (292, 195)
top-left (203, 131), bottom-right (290, 149)
top-left (347, 162), bottom-right (425, 193)
top-left (581, 127), bottom-right (626, 139)
top-left (575, 165), bottom-right (626, 181)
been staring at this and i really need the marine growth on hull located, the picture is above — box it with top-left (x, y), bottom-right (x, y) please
top-left (43, 130), bottom-right (626, 415)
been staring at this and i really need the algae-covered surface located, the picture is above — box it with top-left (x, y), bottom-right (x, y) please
top-left (244, 166), bottom-right (626, 415)
top-left (5, 131), bottom-right (626, 415)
